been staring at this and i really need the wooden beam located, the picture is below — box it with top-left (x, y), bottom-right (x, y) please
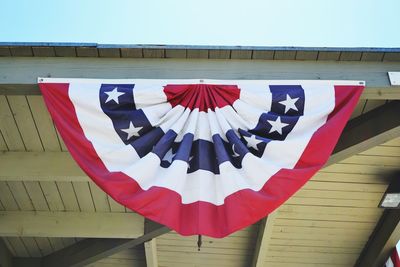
top-left (0, 211), bottom-right (144, 238)
top-left (41, 220), bottom-right (170, 267)
top-left (144, 238), bottom-right (159, 267)
top-left (0, 238), bottom-right (13, 267)
top-left (251, 212), bottom-right (277, 267)
top-left (0, 151), bottom-right (87, 182)
top-left (12, 258), bottom-right (41, 267)
top-left (326, 101), bottom-right (400, 166)
top-left (355, 209), bottom-right (400, 267)
top-left (0, 56), bottom-right (399, 99)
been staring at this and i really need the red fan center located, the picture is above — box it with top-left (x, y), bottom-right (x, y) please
top-left (163, 84), bottom-right (241, 112)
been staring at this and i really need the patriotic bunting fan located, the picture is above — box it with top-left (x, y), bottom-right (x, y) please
top-left (39, 78), bottom-right (364, 237)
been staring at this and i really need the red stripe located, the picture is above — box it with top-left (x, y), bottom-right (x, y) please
top-left (39, 83), bottom-right (363, 238)
top-left (391, 247), bottom-right (400, 267)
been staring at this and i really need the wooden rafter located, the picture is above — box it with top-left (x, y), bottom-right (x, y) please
top-left (251, 212), bottom-right (277, 267)
top-left (0, 238), bottom-right (13, 267)
top-left (145, 239), bottom-right (159, 267)
top-left (355, 209), bottom-right (400, 267)
top-left (40, 220), bottom-right (169, 267)
top-left (327, 101), bottom-right (400, 166)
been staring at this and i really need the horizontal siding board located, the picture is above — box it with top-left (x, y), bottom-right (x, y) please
top-left (383, 52), bottom-right (400, 61)
top-left (230, 50), bottom-right (252, 59)
top-left (54, 47), bottom-right (77, 57)
top-left (165, 49), bottom-right (187, 58)
top-left (312, 173), bottom-right (385, 184)
top-left (382, 137), bottom-right (400, 146)
top-left (302, 180), bottom-right (387, 192)
top-left (186, 49), bottom-right (208, 58)
top-left (0, 47), bottom-right (11, 56)
top-left (340, 51), bottom-right (362, 61)
top-left (286, 196), bottom-right (379, 208)
top-left (252, 50), bottom-right (274, 59)
top-left (322, 163), bottom-right (398, 175)
top-left (98, 48), bottom-right (121, 58)
top-left (120, 48), bottom-right (143, 58)
top-left (76, 47), bottom-right (99, 57)
top-left (361, 52), bottom-right (384, 61)
top-left (278, 204), bottom-right (382, 216)
top-left (293, 188), bottom-right (383, 200)
top-left (143, 49), bottom-right (165, 58)
top-left (340, 154), bottom-right (400, 166)
top-left (209, 49), bottom-right (230, 59)
top-left (274, 51), bottom-right (296, 60)
top-left (32, 47), bottom-right (56, 57)
top-left (295, 51), bottom-right (318, 60)
top-left (317, 51), bottom-right (340, 61)
top-left (9, 46), bottom-right (33, 57)
top-left (274, 219), bottom-right (375, 230)
top-left (360, 145), bottom-right (400, 156)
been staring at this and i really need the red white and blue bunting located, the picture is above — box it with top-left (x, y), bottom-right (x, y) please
top-left (39, 78), bottom-right (364, 237)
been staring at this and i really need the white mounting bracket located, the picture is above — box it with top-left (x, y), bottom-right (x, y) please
top-left (388, 72), bottom-right (400, 86)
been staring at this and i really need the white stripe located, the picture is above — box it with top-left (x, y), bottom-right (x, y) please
top-left (261, 83), bottom-right (335, 168)
top-left (386, 257), bottom-right (394, 267)
top-left (69, 82), bottom-right (141, 171)
top-left (69, 80), bottom-right (340, 205)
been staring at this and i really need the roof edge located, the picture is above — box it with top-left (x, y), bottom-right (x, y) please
top-left (1, 42), bottom-right (400, 52)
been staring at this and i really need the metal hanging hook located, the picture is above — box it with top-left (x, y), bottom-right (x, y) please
top-left (197, 235), bottom-right (202, 251)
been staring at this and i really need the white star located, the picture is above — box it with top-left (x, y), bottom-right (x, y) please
top-left (121, 122), bottom-right (143, 140)
top-left (267, 116), bottom-right (289, 135)
top-left (243, 135), bottom-right (263, 150)
top-left (163, 149), bottom-right (175, 163)
top-left (279, 94), bottom-right (299, 113)
top-left (105, 88), bottom-right (125, 104)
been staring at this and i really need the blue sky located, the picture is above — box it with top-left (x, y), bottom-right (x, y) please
top-left (2, 0), bottom-right (400, 47)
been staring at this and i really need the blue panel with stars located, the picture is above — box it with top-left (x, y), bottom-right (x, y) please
top-left (269, 85), bottom-right (305, 116)
top-left (100, 84), bottom-right (163, 157)
top-left (247, 85), bottom-right (305, 155)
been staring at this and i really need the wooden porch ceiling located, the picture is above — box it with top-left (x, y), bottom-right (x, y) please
top-left (0, 54), bottom-right (399, 267)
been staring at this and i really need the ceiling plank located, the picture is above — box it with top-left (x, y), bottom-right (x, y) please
top-left (326, 101), bottom-right (400, 166)
top-left (251, 212), bottom-right (277, 267)
top-left (41, 220), bottom-right (170, 267)
top-left (0, 238), bottom-right (13, 267)
top-left (355, 209), bottom-right (400, 267)
top-left (0, 211), bottom-right (144, 238)
top-left (145, 238), bottom-right (159, 267)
